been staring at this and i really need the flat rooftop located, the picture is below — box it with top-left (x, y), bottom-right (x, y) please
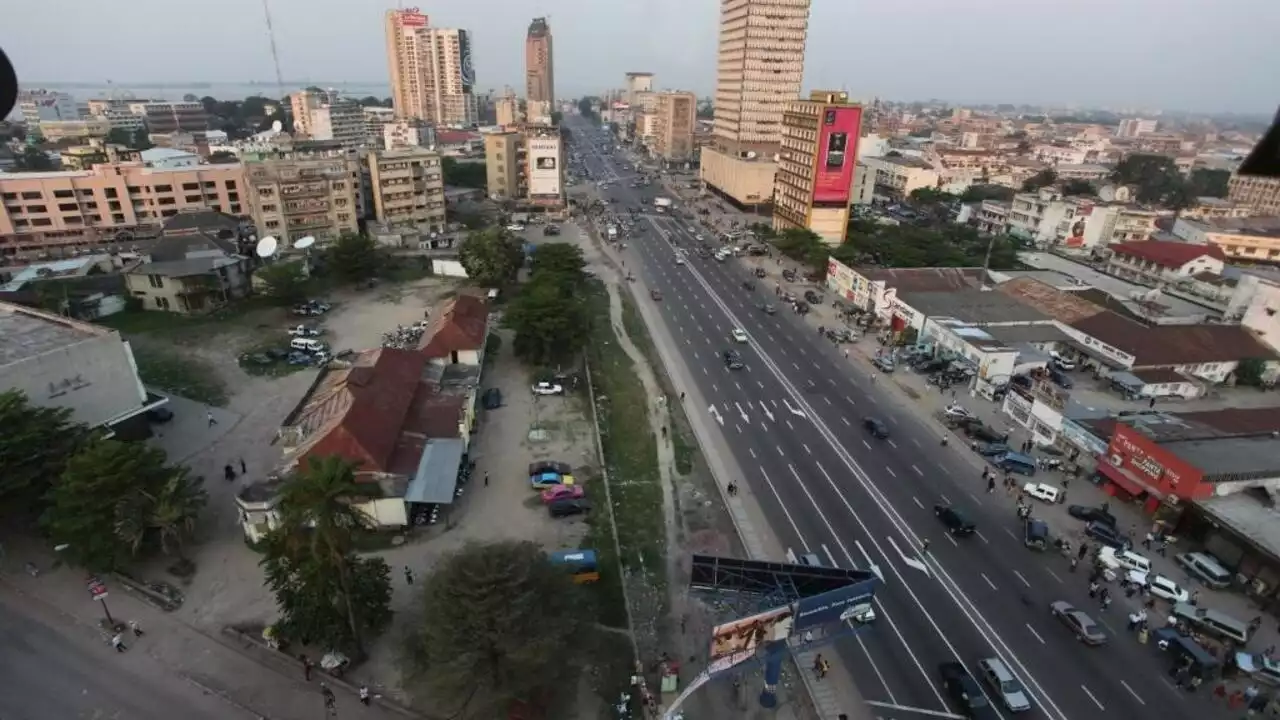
top-left (1016, 251), bottom-right (1217, 321)
top-left (1197, 493), bottom-right (1280, 562)
top-left (0, 302), bottom-right (106, 367)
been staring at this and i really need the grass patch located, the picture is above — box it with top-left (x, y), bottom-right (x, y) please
top-left (131, 344), bottom-right (229, 407)
top-left (583, 281), bottom-right (666, 628)
top-left (620, 290), bottom-right (695, 476)
top-left (584, 626), bottom-right (639, 712)
top-left (98, 299), bottom-right (273, 342)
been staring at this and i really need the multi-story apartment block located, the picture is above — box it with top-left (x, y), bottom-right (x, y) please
top-left (367, 148), bottom-right (446, 230)
top-left (37, 119), bottom-right (112, 142)
top-left (362, 106), bottom-right (396, 146)
top-left (652, 91), bottom-right (697, 163)
top-left (625, 72), bottom-right (654, 106)
top-left (0, 163), bottom-right (246, 260)
top-left (19, 90), bottom-right (80, 125)
top-left (495, 90), bottom-right (521, 127)
top-left (127, 102), bottom-right (209, 134)
top-left (244, 155), bottom-right (360, 246)
top-left (863, 154), bottom-right (939, 199)
top-left (975, 200), bottom-right (1011, 235)
top-left (1009, 188), bottom-right (1162, 248)
top-left (384, 10), bottom-right (478, 127)
top-left (700, 0), bottom-right (812, 206)
top-left (1116, 118), bottom-right (1158, 138)
top-left (1228, 174), bottom-right (1280, 216)
top-left (289, 88), bottom-right (341, 138)
top-left (525, 18), bottom-right (555, 111)
top-left (383, 119), bottom-right (436, 151)
top-left (484, 131), bottom-right (523, 200)
top-left (772, 91), bottom-right (862, 245)
top-left (306, 101), bottom-right (366, 148)
top-left (1173, 216), bottom-right (1280, 265)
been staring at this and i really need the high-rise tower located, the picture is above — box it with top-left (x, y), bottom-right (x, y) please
top-left (384, 9), bottom-right (478, 126)
top-left (525, 17), bottom-right (555, 123)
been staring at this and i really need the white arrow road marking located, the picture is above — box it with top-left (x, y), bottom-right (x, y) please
top-left (782, 397), bottom-right (807, 418)
top-left (855, 540), bottom-right (885, 583)
top-left (762, 405), bottom-right (775, 422)
top-left (734, 402), bottom-right (749, 423)
top-left (708, 405), bottom-right (724, 426)
top-left (887, 535), bottom-right (930, 576)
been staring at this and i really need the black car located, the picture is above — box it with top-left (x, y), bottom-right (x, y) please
top-left (481, 388), bottom-right (502, 410)
top-left (548, 499), bottom-right (591, 518)
top-left (935, 504), bottom-right (976, 536)
top-left (759, 303), bottom-right (777, 315)
top-left (753, 268), bottom-right (767, 278)
top-left (1085, 521), bottom-right (1131, 550)
top-left (723, 349), bottom-right (745, 370)
top-left (1068, 505), bottom-right (1117, 526)
top-left (940, 662), bottom-right (1000, 720)
top-left (863, 417), bottom-right (890, 439)
top-left (146, 407), bottom-right (175, 423)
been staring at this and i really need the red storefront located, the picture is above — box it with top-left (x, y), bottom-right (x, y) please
top-left (1095, 423), bottom-right (1211, 515)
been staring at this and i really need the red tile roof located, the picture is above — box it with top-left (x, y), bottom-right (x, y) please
top-left (1110, 240), bottom-right (1225, 269)
top-left (297, 348), bottom-right (427, 472)
top-left (1070, 312), bottom-right (1277, 367)
top-left (418, 294), bottom-right (489, 360)
top-left (436, 130), bottom-right (478, 144)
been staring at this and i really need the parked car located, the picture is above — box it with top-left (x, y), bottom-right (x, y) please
top-left (650, 290), bottom-right (663, 301)
top-left (548, 498), bottom-right (591, 518)
top-left (482, 388), bottom-right (502, 410)
top-left (287, 324), bottom-right (322, 337)
top-left (1146, 574), bottom-right (1191, 604)
top-left (934, 504), bottom-right (976, 537)
top-left (971, 441), bottom-right (1010, 457)
top-left (1021, 482), bottom-right (1062, 504)
top-left (532, 381), bottom-right (565, 396)
top-left (541, 485), bottom-right (586, 504)
top-left (1085, 521), bottom-right (1132, 550)
top-left (1067, 505), bottom-right (1117, 526)
top-left (872, 356), bottom-right (896, 373)
top-left (530, 471), bottom-right (576, 489)
top-left (863, 417), bottom-right (890, 439)
top-left (1050, 601), bottom-right (1108, 645)
top-left (939, 662), bottom-right (1000, 720)
top-left (529, 461), bottom-right (571, 476)
top-left (965, 424), bottom-right (1008, 443)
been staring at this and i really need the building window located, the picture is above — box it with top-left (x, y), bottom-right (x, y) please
top-left (226, 180), bottom-right (237, 189)
top-left (105, 187), bottom-right (119, 199)
top-left (182, 182), bottom-right (200, 191)
top-left (185, 195), bottom-right (202, 203)
top-left (155, 296), bottom-right (171, 310)
top-left (20, 191), bottom-right (42, 200)
top-left (148, 274), bottom-right (164, 289)
top-left (53, 189), bottom-right (74, 199)
top-left (154, 184), bottom-right (173, 193)
top-left (31, 218), bottom-right (52, 227)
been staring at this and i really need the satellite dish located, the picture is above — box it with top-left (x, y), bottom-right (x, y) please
top-left (271, 120), bottom-right (283, 133)
top-left (294, 236), bottom-right (316, 250)
top-left (256, 236), bottom-right (279, 258)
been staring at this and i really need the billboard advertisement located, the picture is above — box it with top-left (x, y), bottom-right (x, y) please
top-left (396, 8), bottom-right (427, 27)
top-left (792, 578), bottom-right (878, 630)
top-left (528, 137), bottom-right (562, 198)
top-left (707, 605), bottom-right (794, 676)
top-left (813, 106), bottom-right (863, 204)
top-left (458, 30), bottom-right (475, 93)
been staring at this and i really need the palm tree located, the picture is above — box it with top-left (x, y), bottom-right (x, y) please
top-left (147, 469), bottom-right (209, 560)
top-left (277, 455), bottom-right (371, 651)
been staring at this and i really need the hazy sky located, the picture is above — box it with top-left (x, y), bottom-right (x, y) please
top-left (6, 0), bottom-right (1279, 112)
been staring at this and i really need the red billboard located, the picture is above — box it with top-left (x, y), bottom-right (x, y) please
top-left (813, 106), bottom-right (863, 204)
top-left (397, 9), bottom-right (428, 27)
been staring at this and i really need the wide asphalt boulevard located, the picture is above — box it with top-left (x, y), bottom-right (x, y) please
top-left (566, 119), bottom-right (1214, 720)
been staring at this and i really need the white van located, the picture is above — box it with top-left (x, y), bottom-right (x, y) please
top-left (1098, 546), bottom-right (1152, 576)
top-left (1021, 482), bottom-right (1061, 504)
top-left (1172, 603), bottom-right (1252, 644)
top-left (1176, 552), bottom-right (1232, 590)
top-left (290, 337), bottom-right (328, 353)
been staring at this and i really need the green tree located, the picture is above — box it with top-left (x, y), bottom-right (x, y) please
top-left (261, 456), bottom-right (393, 652)
top-left (401, 541), bottom-right (586, 716)
top-left (359, 96), bottom-right (383, 107)
top-left (1111, 153), bottom-right (1184, 205)
top-left (459, 228), bottom-right (525, 286)
top-left (1235, 358), bottom-right (1266, 387)
top-left (959, 185), bottom-right (1015, 203)
top-left (577, 98), bottom-right (596, 120)
top-left (42, 439), bottom-right (173, 571)
top-left (325, 232), bottom-right (380, 283)
top-left (1187, 168), bottom-right (1230, 198)
top-left (207, 150), bottom-right (239, 164)
top-left (909, 187), bottom-right (958, 206)
top-left (504, 276), bottom-right (590, 365)
top-left (528, 243), bottom-right (585, 288)
top-left (115, 467), bottom-right (207, 561)
top-left (0, 390), bottom-right (91, 509)
top-left (774, 228), bottom-right (829, 273)
top-left (13, 145), bottom-right (55, 171)
top-left (550, 111), bottom-right (563, 126)
top-left (105, 127), bottom-right (134, 146)
top-left (442, 157), bottom-right (488, 189)
top-left (255, 260), bottom-right (310, 305)
top-left (1060, 179), bottom-right (1095, 196)
top-left (1022, 169), bottom-right (1057, 192)
top-left (131, 128), bottom-right (153, 150)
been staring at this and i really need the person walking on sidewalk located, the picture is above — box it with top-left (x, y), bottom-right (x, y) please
top-left (111, 632), bottom-right (127, 652)
top-left (128, 619), bottom-right (144, 637)
top-left (321, 684), bottom-right (337, 715)
top-left (812, 654), bottom-right (829, 679)
top-left (359, 685), bottom-right (371, 706)
top-left (404, 566), bottom-right (415, 585)
top-left (206, 410), bottom-right (217, 427)
top-left (301, 653), bottom-right (314, 681)
top-left (987, 476), bottom-right (996, 493)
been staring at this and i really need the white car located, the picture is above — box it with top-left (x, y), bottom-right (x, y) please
top-left (532, 381), bottom-right (564, 396)
top-left (287, 324), bottom-right (322, 337)
top-left (1021, 482), bottom-right (1062, 504)
top-left (675, 256), bottom-right (685, 265)
top-left (1146, 574), bottom-right (1190, 603)
top-left (506, 224), bottom-right (526, 232)
top-left (731, 328), bottom-right (749, 343)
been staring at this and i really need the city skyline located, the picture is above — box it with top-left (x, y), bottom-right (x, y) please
top-left (6, 0), bottom-right (1279, 113)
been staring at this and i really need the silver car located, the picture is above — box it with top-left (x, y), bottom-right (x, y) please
top-left (1049, 601), bottom-right (1108, 646)
top-left (978, 657), bottom-right (1032, 712)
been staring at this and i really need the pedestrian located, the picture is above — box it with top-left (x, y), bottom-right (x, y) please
top-left (1078, 543), bottom-right (1089, 561)
top-left (321, 684), bottom-right (336, 715)
top-left (680, 391), bottom-right (686, 401)
top-left (301, 654), bottom-right (314, 681)
top-left (484, 472), bottom-right (490, 487)
top-left (987, 476), bottom-right (996, 493)
top-left (224, 464), bottom-right (236, 482)
top-left (359, 684), bottom-right (371, 706)
top-left (129, 619), bottom-right (144, 637)
top-left (1157, 539), bottom-right (1168, 557)
top-left (871, 373), bottom-right (877, 383)
top-left (239, 458), bottom-right (247, 475)
top-left (1088, 581), bottom-right (1099, 598)
top-left (404, 566), bottom-right (414, 585)
top-left (207, 410), bottom-right (217, 427)
top-left (111, 632), bottom-right (127, 652)
top-left (1069, 557), bottom-right (1079, 572)
top-left (1190, 590), bottom-right (1200, 606)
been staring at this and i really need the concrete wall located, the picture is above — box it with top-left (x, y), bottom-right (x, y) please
top-left (700, 148), bottom-right (776, 205)
top-left (0, 332), bottom-right (147, 428)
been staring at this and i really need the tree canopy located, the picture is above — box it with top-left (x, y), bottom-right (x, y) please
top-left (459, 228), bottom-right (525, 286)
top-left (402, 541), bottom-right (587, 717)
top-left (1111, 153), bottom-right (1194, 208)
top-left (260, 456), bottom-right (393, 653)
top-left (12, 145), bottom-right (54, 171)
top-left (504, 243), bottom-right (590, 365)
top-left (577, 97), bottom-right (597, 120)
top-left (442, 157), bottom-right (487, 189)
top-left (256, 260), bottom-right (310, 305)
top-left (324, 232), bottom-right (380, 283)
top-left (1022, 169), bottom-right (1058, 192)
top-left (960, 185), bottom-right (1016, 203)
top-left (1060, 179), bottom-right (1096, 196)
top-left (0, 390), bottom-right (91, 510)
top-left (766, 218), bottom-right (1019, 276)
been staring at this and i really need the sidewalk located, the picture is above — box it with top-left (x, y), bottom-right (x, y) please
top-left (0, 535), bottom-right (416, 720)
top-left (740, 251), bottom-right (1280, 674)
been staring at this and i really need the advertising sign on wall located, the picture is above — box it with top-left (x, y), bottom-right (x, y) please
top-left (397, 8), bottom-right (427, 27)
top-left (813, 106), bottom-right (863, 204)
top-left (792, 578), bottom-right (878, 630)
top-left (458, 30), bottom-right (475, 93)
top-left (826, 257), bottom-right (858, 301)
top-left (706, 604), bottom-right (794, 676)
top-left (528, 138), bottom-right (562, 198)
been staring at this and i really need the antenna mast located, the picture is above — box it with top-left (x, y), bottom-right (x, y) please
top-left (261, 0), bottom-right (286, 100)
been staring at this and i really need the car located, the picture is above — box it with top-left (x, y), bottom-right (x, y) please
top-left (286, 351), bottom-right (313, 365)
top-left (977, 658), bottom-right (1032, 713)
top-left (1021, 482), bottom-right (1061, 504)
top-left (731, 328), bottom-right (749, 343)
top-left (939, 662), bottom-right (1001, 720)
top-left (1146, 574), bottom-right (1190, 603)
top-left (944, 403), bottom-right (975, 420)
top-left (934, 504), bottom-right (976, 536)
top-left (506, 224), bottom-right (526, 232)
top-left (971, 441), bottom-right (1010, 457)
top-left (530, 471), bottom-right (576, 489)
top-left (1067, 505), bottom-right (1117, 526)
top-left (759, 303), bottom-right (776, 315)
top-left (675, 256), bottom-right (686, 265)
top-left (529, 460), bottom-right (572, 476)
top-left (548, 498), bottom-right (591, 518)
top-left (1085, 521), bottom-right (1132, 550)
top-left (804, 290), bottom-right (824, 304)
top-left (532, 381), bottom-right (565, 396)
top-left (287, 324), bottom-right (322, 337)
top-left (872, 356), bottom-right (896, 373)
top-left (482, 388), bottom-right (502, 410)
top-left (723, 349), bottom-right (745, 370)
top-left (965, 424), bottom-right (1008, 443)
top-left (753, 267), bottom-right (767, 278)
top-left (650, 290), bottom-right (663, 301)
top-left (146, 407), bottom-right (175, 424)
top-left (1049, 601), bottom-right (1108, 645)
top-left (1024, 519), bottom-right (1050, 550)
top-left (863, 417), bottom-right (890, 439)
top-left (541, 485), bottom-right (586, 504)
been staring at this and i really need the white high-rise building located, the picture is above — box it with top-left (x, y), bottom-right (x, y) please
top-left (384, 10), bottom-right (478, 127)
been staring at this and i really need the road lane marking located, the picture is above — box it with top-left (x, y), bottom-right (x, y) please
top-left (1044, 568), bottom-right (1064, 583)
top-left (942, 531), bottom-right (959, 547)
top-left (712, 383), bottom-right (718, 393)
top-left (940, 494), bottom-right (951, 504)
top-left (786, 419), bottom-right (794, 431)
top-left (886, 467), bottom-right (897, 478)
top-left (748, 448), bottom-right (756, 458)
top-left (1081, 687), bottom-right (1105, 711)
top-left (975, 530), bottom-right (990, 544)
top-left (887, 439), bottom-right (898, 449)
top-left (792, 362), bottom-right (800, 370)
top-left (981, 573), bottom-right (998, 590)
top-left (845, 395), bottom-right (855, 405)
top-left (885, 535), bottom-right (929, 576)
top-left (1013, 570), bottom-right (1031, 588)
top-left (827, 378), bottom-right (837, 386)
top-left (912, 438), bottom-right (921, 447)
top-left (802, 443), bottom-right (812, 454)
top-left (936, 464), bottom-right (950, 476)
top-left (822, 396), bottom-right (832, 405)
top-left (776, 445), bottom-right (785, 457)
top-left (854, 540), bottom-right (884, 583)
top-left (911, 495), bottom-right (922, 508)
top-left (841, 416), bottom-right (850, 426)
top-left (735, 423), bottom-right (742, 433)
top-left (1026, 624), bottom-right (1045, 644)
top-left (862, 439), bottom-right (872, 449)
top-left (967, 492), bottom-right (982, 505)
top-left (1003, 528), bottom-right (1018, 541)
top-left (912, 465), bottom-right (923, 476)
top-left (1120, 681), bottom-right (1145, 705)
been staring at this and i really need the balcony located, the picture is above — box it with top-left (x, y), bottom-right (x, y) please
top-left (279, 182), bottom-right (328, 199)
top-left (284, 199), bottom-right (331, 214)
top-left (291, 215), bottom-right (331, 230)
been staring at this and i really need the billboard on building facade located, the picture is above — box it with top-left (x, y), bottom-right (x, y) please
top-left (813, 106), bottom-right (864, 204)
top-left (397, 8), bottom-right (427, 26)
top-left (528, 138), bottom-right (561, 198)
top-left (706, 604), bottom-right (794, 676)
top-left (792, 578), bottom-right (878, 630)
top-left (458, 30), bottom-right (475, 93)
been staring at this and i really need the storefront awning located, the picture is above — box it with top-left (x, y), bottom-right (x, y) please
top-left (1097, 460), bottom-right (1156, 497)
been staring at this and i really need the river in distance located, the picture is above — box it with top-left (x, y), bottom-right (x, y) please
top-left (27, 81), bottom-right (393, 102)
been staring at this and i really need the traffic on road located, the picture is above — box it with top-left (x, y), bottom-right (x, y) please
top-left (567, 118), bottom-right (1217, 720)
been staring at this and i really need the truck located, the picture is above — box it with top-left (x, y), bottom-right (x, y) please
top-left (654, 197), bottom-right (673, 209)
